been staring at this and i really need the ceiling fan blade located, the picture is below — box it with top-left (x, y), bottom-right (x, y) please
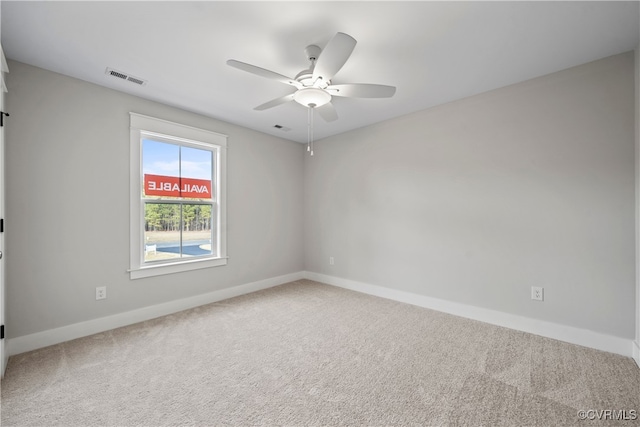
top-left (312, 32), bottom-right (357, 84)
top-left (327, 83), bottom-right (396, 98)
top-left (254, 93), bottom-right (295, 111)
top-left (316, 102), bottom-right (338, 122)
top-left (227, 60), bottom-right (300, 88)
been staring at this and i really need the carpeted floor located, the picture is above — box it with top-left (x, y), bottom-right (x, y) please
top-left (1, 279), bottom-right (638, 426)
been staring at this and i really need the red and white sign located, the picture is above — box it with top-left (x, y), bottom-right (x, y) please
top-left (144, 174), bottom-right (212, 199)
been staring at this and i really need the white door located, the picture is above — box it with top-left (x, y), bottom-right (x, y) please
top-left (0, 44), bottom-right (8, 377)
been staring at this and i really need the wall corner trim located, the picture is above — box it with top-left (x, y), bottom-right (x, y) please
top-left (7, 271), bottom-right (305, 357)
top-left (304, 271), bottom-right (635, 359)
top-left (633, 340), bottom-right (640, 369)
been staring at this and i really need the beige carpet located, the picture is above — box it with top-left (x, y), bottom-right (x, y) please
top-left (1, 280), bottom-right (638, 426)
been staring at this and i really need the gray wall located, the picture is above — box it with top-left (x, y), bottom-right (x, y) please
top-left (305, 52), bottom-right (636, 339)
top-left (5, 60), bottom-right (305, 338)
top-left (6, 52), bottom-right (637, 343)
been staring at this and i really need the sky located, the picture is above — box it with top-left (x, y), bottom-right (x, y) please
top-left (142, 139), bottom-right (213, 180)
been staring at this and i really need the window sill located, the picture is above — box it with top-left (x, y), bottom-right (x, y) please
top-left (129, 257), bottom-right (227, 280)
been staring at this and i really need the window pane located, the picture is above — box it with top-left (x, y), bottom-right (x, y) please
top-left (142, 139), bottom-right (213, 200)
top-left (142, 139), bottom-right (179, 198)
top-left (144, 203), bottom-right (181, 262)
top-left (181, 146), bottom-right (213, 200)
top-left (182, 204), bottom-right (214, 257)
top-left (144, 203), bottom-right (215, 262)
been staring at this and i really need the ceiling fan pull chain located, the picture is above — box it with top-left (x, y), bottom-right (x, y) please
top-left (307, 106), bottom-right (311, 153)
top-left (310, 105), bottom-right (315, 156)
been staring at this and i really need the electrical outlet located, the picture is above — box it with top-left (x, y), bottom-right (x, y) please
top-left (531, 286), bottom-right (544, 301)
top-left (329, 256), bottom-right (334, 265)
top-left (96, 286), bottom-right (107, 300)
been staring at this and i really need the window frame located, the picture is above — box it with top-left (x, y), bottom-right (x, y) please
top-left (129, 113), bottom-right (227, 279)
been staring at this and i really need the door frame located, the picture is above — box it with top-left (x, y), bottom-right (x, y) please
top-left (1, 43), bottom-right (8, 377)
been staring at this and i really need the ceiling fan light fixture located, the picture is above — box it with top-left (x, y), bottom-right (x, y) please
top-left (294, 87), bottom-right (331, 108)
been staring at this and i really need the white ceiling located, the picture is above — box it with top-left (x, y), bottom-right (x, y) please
top-left (1, 1), bottom-right (639, 143)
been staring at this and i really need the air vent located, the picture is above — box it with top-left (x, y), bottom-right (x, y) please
top-left (105, 67), bottom-right (147, 86)
top-left (109, 70), bottom-right (127, 80)
top-left (127, 76), bottom-right (145, 85)
top-left (273, 124), bottom-right (291, 132)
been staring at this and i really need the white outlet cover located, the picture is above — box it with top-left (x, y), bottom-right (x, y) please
top-left (531, 286), bottom-right (544, 301)
top-left (96, 286), bottom-right (107, 300)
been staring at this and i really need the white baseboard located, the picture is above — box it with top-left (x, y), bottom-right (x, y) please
top-left (304, 271), bottom-right (635, 359)
top-left (1, 341), bottom-right (7, 378)
top-left (7, 271), bottom-right (305, 357)
top-left (8, 270), bottom-right (636, 363)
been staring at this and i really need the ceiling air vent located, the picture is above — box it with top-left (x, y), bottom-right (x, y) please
top-left (105, 67), bottom-right (147, 86)
top-left (273, 124), bottom-right (291, 132)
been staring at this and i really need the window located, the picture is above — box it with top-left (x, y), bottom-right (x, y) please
top-left (130, 113), bottom-right (227, 279)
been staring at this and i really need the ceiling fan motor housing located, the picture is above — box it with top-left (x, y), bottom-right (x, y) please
top-left (295, 69), bottom-right (315, 87)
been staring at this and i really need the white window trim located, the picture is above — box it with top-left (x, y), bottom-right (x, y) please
top-left (129, 113), bottom-right (227, 279)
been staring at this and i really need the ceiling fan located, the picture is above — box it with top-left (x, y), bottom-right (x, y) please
top-left (226, 32), bottom-right (396, 122)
